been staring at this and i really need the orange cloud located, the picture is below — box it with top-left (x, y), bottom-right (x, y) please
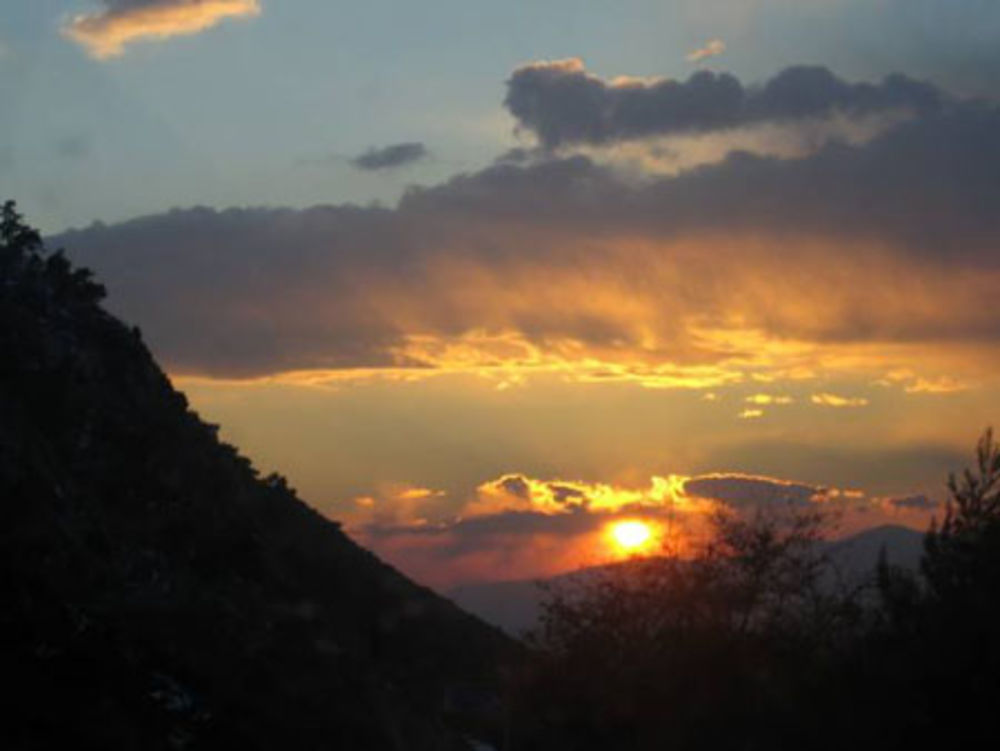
top-left (505, 60), bottom-right (941, 149)
top-left (468, 471), bottom-right (835, 520)
top-left (686, 38), bottom-right (726, 62)
top-left (343, 483), bottom-right (447, 526)
top-left (905, 377), bottom-right (967, 394)
top-left (86, 220), bottom-right (1000, 398)
top-left (878, 370), bottom-right (969, 394)
top-left (746, 393), bottom-right (793, 405)
top-left (811, 392), bottom-right (869, 407)
top-left (63, 0), bottom-right (261, 59)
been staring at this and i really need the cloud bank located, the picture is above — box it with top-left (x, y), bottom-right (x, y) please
top-left (54, 64), bottom-right (1000, 394)
top-left (63, 0), bottom-right (261, 59)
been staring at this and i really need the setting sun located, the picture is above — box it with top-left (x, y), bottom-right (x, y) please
top-left (609, 519), bottom-right (655, 555)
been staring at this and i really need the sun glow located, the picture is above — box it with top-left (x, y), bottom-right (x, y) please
top-left (608, 519), bottom-right (656, 556)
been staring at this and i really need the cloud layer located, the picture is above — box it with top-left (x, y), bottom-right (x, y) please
top-left (63, 0), bottom-right (260, 59)
top-left (469, 472), bottom-right (832, 518)
top-left (505, 60), bottom-right (943, 149)
top-left (54, 64), bottom-right (1000, 395)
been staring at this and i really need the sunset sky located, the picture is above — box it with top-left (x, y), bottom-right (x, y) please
top-left (6, 0), bottom-right (1000, 588)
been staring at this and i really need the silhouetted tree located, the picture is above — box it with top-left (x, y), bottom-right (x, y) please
top-left (1, 200), bottom-right (42, 258)
top-left (882, 428), bottom-right (1000, 744)
top-left (923, 428), bottom-right (1000, 602)
top-left (509, 508), bottom-right (867, 750)
top-left (0, 200), bottom-right (105, 308)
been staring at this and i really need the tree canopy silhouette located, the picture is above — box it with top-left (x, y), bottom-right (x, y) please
top-left (0, 200), bottom-right (105, 306)
top-left (510, 432), bottom-right (1000, 749)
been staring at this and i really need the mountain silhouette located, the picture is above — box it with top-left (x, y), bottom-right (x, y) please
top-left (0, 202), bottom-right (512, 750)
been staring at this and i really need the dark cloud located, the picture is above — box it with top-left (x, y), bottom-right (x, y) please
top-left (492, 147), bottom-right (540, 165)
top-left (405, 100), bottom-right (1000, 264)
top-left (683, 474), bottom-right (823, 507)
top-left (387, 100), bottom-right (1000, 345)
top-left (367, 510), bottom-right (603, 544)
top-left (57, 205), bottom-right (413, 377)
top-left (699, 442), bottom-right (968, 497)
top-left (882, 494), bottom-right (939, 511)
top-left (352, 142), bottom-right (428, 171)
top-left (498, 475), bottom-right (531, 499)
top-left (359, 510), bottom-right (612, 574)
top-left (550, 483), bottom-right (588, 504)
top-left (505, 60), bottom-right (944, 149)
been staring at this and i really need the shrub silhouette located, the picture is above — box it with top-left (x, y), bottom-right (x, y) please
top-left (509, 508), bottom-right (869, 750)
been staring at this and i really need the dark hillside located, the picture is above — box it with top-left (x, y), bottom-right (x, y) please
top-left (0, 202), bottom-right (512, 750)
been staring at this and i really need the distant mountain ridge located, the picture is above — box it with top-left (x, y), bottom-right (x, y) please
top-left (450, 524), bottom-right (926, 635)
top-left (0, 203), bottom-right (512, 750)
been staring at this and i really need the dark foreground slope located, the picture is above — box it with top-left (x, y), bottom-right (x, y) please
top-left (0, 203), bottom-right (512, 750)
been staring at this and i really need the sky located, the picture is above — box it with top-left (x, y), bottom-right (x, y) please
top-left (5, 0), bottom-right (1000, 589)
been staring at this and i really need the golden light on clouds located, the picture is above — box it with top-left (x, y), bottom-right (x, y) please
top-left (746, 394), bottom-right (794, 405)
top-left (811, 392), bottom-right (869, 408)
top-left (341, 466), bottom-right (941, 588)
top-left (467, 471), bottom-right (837, 522)
top-left (879, 370), bottom-right (969, 394)
top-left (91, 210), bottom-right (1000, 401)
top-left (63, 0), bottom-right (260, 59)
top-left (565, 111), bottom-right (910, 179)
top-left (469, 473), bottom-right (699, 518)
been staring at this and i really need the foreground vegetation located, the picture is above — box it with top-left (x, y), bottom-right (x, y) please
top-left (508, 432), bottom-right (1000, 749)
